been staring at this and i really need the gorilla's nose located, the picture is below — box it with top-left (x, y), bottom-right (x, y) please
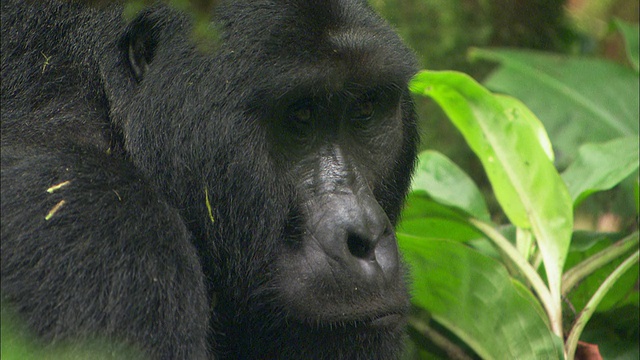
top-left (309, 192), bottom-right (399, 286)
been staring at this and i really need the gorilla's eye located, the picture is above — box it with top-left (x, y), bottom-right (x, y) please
top-left (286, 100), bottom-right (314, 135)
top-left (350, 99), bottom-right (375, 122)
top-left (293, 106), bottom-right (312, 122)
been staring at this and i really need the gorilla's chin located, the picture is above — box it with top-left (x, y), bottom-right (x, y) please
top-left (240, 314), bottom-right (408, 360)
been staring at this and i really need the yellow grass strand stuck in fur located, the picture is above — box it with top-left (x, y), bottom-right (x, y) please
top-left (205, 186), bottom-right (215, 224)
top-left (45, 200), bottom-right (66, 220)
top-left (46, 180), bottom-right (71, 193)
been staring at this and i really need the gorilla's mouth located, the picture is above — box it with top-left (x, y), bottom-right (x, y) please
top-left (273, 251), bottom-right (411, 333)
top-left (367, 313), bottom-right (405, 329)
top-left (298, 303), bottom-right (409, 332)
top-left (304, 311), bottom-right (407, 336)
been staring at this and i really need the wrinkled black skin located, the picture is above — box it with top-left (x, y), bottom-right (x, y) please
top-left (1, 0), bottom-right (419, 358)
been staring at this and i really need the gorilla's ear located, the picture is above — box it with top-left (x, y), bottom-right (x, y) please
top-left (122, 13), bottom-right (158, 82)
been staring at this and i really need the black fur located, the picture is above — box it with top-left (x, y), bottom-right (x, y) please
top-left (1, 0), bottom-right (419, 358)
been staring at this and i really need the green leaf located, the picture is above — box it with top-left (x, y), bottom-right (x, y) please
top-left (565, 250), bottom-right (639, 359)
top-left (564, 234), bottom-right (640, 312)
top-left (411, 150), bottom-right (490, 221)
top-left (1, 304), bottom-right (34, 360)
top-left (1, 302), bottom-right (145, 359)
top-left (561, 137), bottom-right (639, 206)
top-left (399, 218), bottom-right (483, 241)
top-left (410, 71), bottom-right (573, 325)
top-left (470, 48), bottom-right (640, 167)
top-left (402, 192), bottom-right (470, 222)
top-left (569, 231), bottom-right (626, 252)
top-left (399, 191), bottom-right (485, 242)
top-left (399, 236), bottom-right (563, 360)
top-left (580, 305), bottom-right (640, 360)
top-left (512, 279), bottom-right (550, 328)
top-left (613, 19), bottom-right (640, 72)
top-left (494, 95), bottom-right (555, 162)
top-left (635, 179), bottom-right (639, 215)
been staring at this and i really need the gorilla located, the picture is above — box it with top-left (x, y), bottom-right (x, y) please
top-left (1, 0), bottom-right (419, 358)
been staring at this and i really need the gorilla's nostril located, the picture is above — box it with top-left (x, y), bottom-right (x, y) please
top-left (347, 234), bottom-right (375, 260)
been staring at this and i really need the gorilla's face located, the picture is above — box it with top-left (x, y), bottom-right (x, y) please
top-left (119, 1), bottom-right (418, 358)
top-left (271, 88), bottom-right (410, 322)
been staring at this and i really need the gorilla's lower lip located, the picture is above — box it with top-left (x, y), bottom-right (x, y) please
top-left (329, 312), bottom-right (405, 330)
top-left (310, 311), bottom-right (406, 330)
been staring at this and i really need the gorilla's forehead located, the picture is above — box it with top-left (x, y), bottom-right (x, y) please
top-left (218, 0), bottom-right (416, 99)
top-left (254, 56), bottom-right (412, 104)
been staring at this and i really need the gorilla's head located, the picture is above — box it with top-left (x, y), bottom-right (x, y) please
top-left (117, 1), bottom-right (418, 358)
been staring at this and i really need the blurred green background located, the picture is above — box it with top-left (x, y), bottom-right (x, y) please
top-left (372, 0), bottom-right (638, 227)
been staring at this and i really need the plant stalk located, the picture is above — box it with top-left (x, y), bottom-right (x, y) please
top-left (562, 232), bottom-right (639, 295)
top-left (565, 250), bottom-right (639, 360)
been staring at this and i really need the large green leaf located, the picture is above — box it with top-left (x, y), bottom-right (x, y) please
top-left (399, 236), bottom-right (563, 359)
top-left (411, 150), bottom-right (490, 221)
top-left (613, 19), bottom-right (639, 72)
top-left (561, 137), bottom-right (640, 206)
top-left (470, 48), bottom-right (639, 167)
top-left (399, 192), bottom-right (485, 241)
top-left (399, 218), bottom-right (483, 241)
top-left (401, 192), bottom-right (471, 222)
top-left (410, 71), bottom-right (573, 322)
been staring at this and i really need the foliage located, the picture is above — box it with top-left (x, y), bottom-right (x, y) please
top-left (1, 302), bottom-right (145, 359)
top-left (123, 0), bottom-right (220, 49)
top-left (401, 20), bottom-right (639, 360)
top-left (468, 47), bottom-right (638, 169)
